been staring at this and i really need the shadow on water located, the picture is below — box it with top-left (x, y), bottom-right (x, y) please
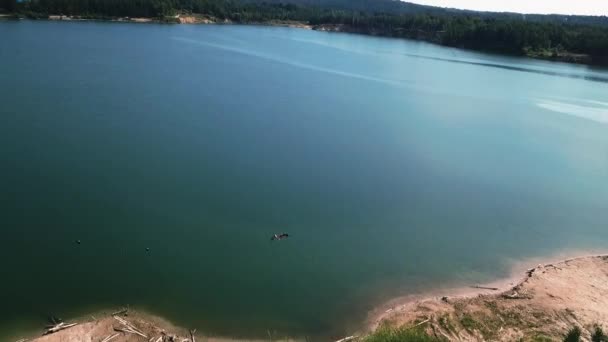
top-left (400, 53), bottom-right (608, 84)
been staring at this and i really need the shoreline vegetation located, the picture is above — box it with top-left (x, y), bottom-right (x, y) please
top-left (13, 254), bottom-right (608, 342)
top-left (1, 0), bottom-right (608, 66)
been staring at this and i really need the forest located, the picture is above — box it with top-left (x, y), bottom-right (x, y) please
top-left (2, 0), bottom-right (608, 63)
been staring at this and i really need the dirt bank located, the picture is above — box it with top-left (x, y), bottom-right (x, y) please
top-left (370, 255), bottom-right (608, 341)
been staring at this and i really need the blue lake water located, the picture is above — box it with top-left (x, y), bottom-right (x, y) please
top-left (1, 20), bottom-right (608, 340)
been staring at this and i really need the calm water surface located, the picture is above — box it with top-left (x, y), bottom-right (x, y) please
top-left (1, 21), bottom-right (608, 340)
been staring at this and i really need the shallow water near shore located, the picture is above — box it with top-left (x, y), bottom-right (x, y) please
top-left (1, 21), bottom-right (608, 340)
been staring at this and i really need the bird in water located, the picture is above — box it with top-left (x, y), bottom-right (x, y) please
top-left (271, 233), bottom-right (289, 241)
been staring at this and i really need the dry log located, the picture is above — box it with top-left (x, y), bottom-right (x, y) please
top-left (113, 315), bottom-right (147, 336)
top-left (112, 307), bottom-right (129, 316)
top-left (101, 333), bottom-right (120, 342)
top-left (189, 329), bottom-right (196, 342)
top-left (335, 336), bottom-right (358, 342)
top-left (503, 291), bottom-right (519, 299)
top-left (471, 285), bottom-right (499, 291)
top-left (43, 322), bottom-right (78, 335)
top-left (405, 318), bottom-right (431, 330)
top-left (113, 316), bottom-right (129, 326)
top-left (113, 326), bottom-right (148, 338)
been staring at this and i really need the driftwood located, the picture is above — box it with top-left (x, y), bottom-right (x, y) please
top-left (113, 315), bottom-right (148, 338)
top-left (114, 327), bottom-right (148, 338)
top-left (101, 333), bottom-right (120, 342)
top-left (112, 306), bottom-right (129, 316)
top-left (502, 291), bottom-right (530, 300)
top-left (43, 322), bottom-right (78, 335)
top-left (471, 285), bottom-right (499, 291)
top-left (406, 318), bottom-right (431, 330)
top-left (335, 336), bottom-right (358, 342)
top-left (15, 339), bottom-right (29, 342)
top-left (527, 268), bottom-right (536, 277)
top-left (189, 329), bottom-right (196, 342)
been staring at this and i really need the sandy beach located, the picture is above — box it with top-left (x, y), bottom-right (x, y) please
top-left (369, 253), bottom-right (608, 341)
top-left (16, 309), bottom-right (299, 342)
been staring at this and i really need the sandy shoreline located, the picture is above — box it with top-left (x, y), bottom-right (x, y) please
top-left (367, 249), bottom-right (608, 329)
top-left (10, 250), bottom-right (608, 341)
top-left (369, 251), bottom-right (608, 341)
top-left (12, 309), bottom-right (299, 342)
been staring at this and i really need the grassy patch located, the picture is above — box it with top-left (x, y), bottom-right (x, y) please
top-left (460, 314), bottom-right (479, 332)
top-left (531, 335), bottom-right (554, 342)
top-left (363, 325), bottom-right (445, 342)
top-left (484, 300), bottom-right (499, 314)
top-left (438, 314), bottom-right (455, 333)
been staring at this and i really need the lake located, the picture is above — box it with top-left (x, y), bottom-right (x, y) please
top-left (1, 20), bottom-right (608, 340)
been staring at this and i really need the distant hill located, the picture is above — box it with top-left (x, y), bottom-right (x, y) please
top-left (241, 0), bottom-right (608, 27)
top-left (239, 0), bottom-right (442, 15)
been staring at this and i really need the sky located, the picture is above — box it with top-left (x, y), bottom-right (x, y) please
top-left (406, 0), bottom-right (608, 16)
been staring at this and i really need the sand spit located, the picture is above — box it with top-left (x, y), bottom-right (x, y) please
top-left (370, 255), bottom-right (608, 341)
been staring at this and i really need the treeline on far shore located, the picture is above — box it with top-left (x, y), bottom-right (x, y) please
top-left (2, 0), bottom-right (608, 64)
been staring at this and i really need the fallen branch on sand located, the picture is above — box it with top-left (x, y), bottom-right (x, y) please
top-left (113, 315), bottom-right (148, 338)
top-left (43, 322), bottom-right (78, 335)
top-left (471, 285), bottom-right (499, 291)
top-left (114, 327), bottom-right (148, 338)
top-left (112, 306), bottom-right (129, 316)
top-left (502, 291), bottom-right (531, 300)
top-left (406, 318), bottom-right (431, 330)
top-left (101, 333), bottom-right (120, 342)
top-left (335, 336), bottom-right (358, 342)
top-left (503, 291), bottom-right (520, 299)
top-left (189, 329), bottom-right (196, 342)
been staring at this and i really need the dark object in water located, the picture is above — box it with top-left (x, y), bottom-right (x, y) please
top-left (146, 247), bottom-right (150, 252)
top-left (76, 239), bottom-right (81, 245)
top-left (271, 233), bottom-right (289, 241)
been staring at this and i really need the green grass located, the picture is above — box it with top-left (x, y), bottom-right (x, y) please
top-left (460, 314), bottom-right (479, 331)
top-left (531, 335), bottom-right (554, 342)
top-left (363, 326), bottom-right (445, 342)
top-left (437, 314), bottom-right (455, 333)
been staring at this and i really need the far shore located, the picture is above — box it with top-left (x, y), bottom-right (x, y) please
top-left (10, 250), bottom-right (608, 342)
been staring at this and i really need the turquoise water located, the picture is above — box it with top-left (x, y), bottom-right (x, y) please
top-left (1, 21), bottom-right (608, 340)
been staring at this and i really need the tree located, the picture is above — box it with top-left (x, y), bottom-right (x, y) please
top-left (1, 0), bottom-right (17, 12)
top-left (592, 326), bottom-right (608, 342)
top-left (564, 327), bottom-right (582, 342)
